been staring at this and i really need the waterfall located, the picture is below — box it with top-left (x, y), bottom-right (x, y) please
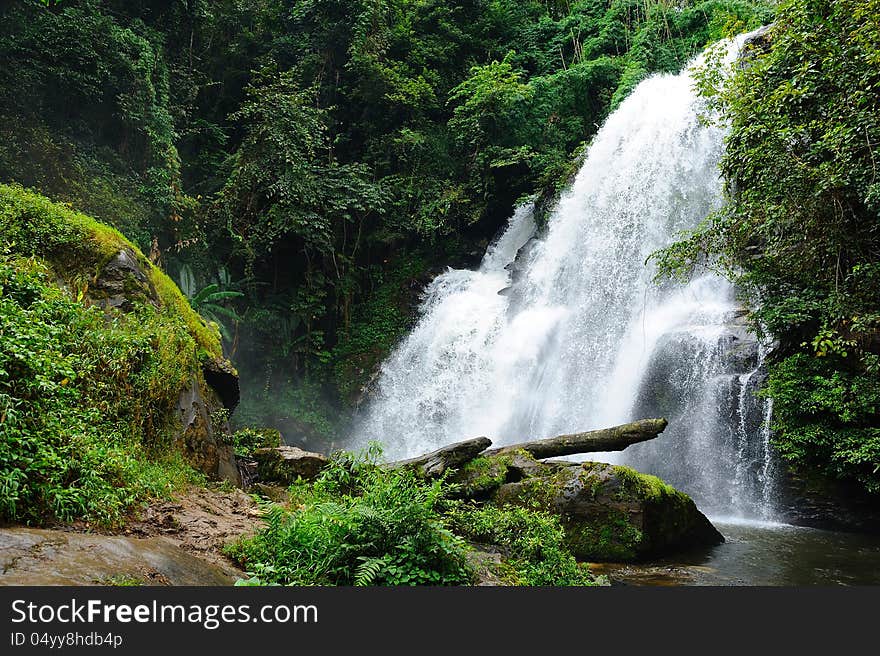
top-left (353, 34), bottom-right (777, 520)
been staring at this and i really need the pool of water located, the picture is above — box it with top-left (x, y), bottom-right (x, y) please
top-left (589, 520), bottom-right (880, 586)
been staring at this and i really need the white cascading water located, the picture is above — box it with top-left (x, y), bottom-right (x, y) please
top-left (354, 34), bottom-right (777, 520)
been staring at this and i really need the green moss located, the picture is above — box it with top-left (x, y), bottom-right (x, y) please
top-left (609, 464), bottom-right (680, 502)
top-left (0, 183), bottom-right (223, 361)
top-left (453, 455), bottom-right (510, 497)
top-left (148, 265), bottom-right (223, 360)
top-left (565, 509), bottom-right (644, 562)
top-left (447, 503), bottom-right (603, 586)
top-left (492, 466), bottom-right (574, 511)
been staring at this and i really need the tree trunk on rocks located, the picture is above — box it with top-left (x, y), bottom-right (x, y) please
top-left (483, 418), bottom-right (668, 460)
top-left (386, 437), bottom-right (493, 477)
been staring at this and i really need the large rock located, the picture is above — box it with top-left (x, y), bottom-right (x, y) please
top-left (253, 446), bottom-right (330, 484)
top-left (493, 461), bottom-right (723, 561)
top-left (452, 450), bottom-right (722, 561)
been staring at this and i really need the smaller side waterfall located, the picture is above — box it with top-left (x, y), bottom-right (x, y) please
top-left (610, 309), bottom-right (778, 519)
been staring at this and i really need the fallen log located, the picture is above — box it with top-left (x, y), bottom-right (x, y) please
top-left (385, 436), bottom-right (493, 478)
top-left (483, 418), bottom-right (668, 460)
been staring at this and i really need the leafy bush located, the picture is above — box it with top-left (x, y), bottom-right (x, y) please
top-left (229, 427), bottom-right (282, 458)
top-left (764, 354), bottom-right (880, 493)
top-left (228, 444), bottom-right (605, 586)
top-left (227, 448), bottom-right (474, 585)
top-left (447, 504), bottom-right (601, 586)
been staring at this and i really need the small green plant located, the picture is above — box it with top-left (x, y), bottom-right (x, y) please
top-left (179, 264), bottom-right (243, 341)
top-left (98, 574), bottom-right (143, 586)
top-left (229, 427), bottom-right (282, 457)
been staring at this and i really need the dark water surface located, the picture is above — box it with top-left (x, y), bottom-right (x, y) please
top-left (590, 520), bottom-right (880, 586)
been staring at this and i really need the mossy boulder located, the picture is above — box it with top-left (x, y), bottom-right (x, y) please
top-left (450, 449), bottom-right (546, 498)
top-left (492, 461), bottom-right (723, 561)
top-left (0, 183), bottom-right (241, 500)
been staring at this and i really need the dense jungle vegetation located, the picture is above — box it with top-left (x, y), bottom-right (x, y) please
top-left (2, 0), bottom-right (879, 533)
top-left (0, 0), bottom-right (773, 445)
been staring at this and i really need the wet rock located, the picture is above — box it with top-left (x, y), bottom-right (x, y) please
top-left (253, 446), bottom-right (330, 484)
top-left (492, 461), bottom-right (724, 561)
top-left (0, 528), bottom-right (239, 586)
top-left (91, 248), bottom-right (158, 311)
top-left (177, 378), bottom-right (241, 486)
top-left (776, 469), bottom-right (880, 534)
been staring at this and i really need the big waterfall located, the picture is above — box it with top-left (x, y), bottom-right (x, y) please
top-left (353, 35), bottom-right (778, 520)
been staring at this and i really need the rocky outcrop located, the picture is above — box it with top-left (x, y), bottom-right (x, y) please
top-left (252, 446), bottom-right (330, 484)
top-left (91, 247), bottom-right (159, 310)
top-left (177, 379), bottom-right (241, 486)
top-left (453, 450), bottom-right (723, 561)
top-left (203, 356), bottom-right (240, 411)
top-left (502, 461), bottom-right (723, 561)
top-left (776, 470), bottom-right (880, 534)
top-left (738, 23), bottom-right (774, 69)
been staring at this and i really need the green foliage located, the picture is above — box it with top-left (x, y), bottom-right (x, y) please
top-left (655, 0), bottom-right (880, 493)
top-left (0, 183), bottom-right (222, 360)
top-left (0, 0), bottom-right (187, 247)
top-left (182, 268), bottom-right (244, 343)
top-left (331, 253), bottom-right (429, 401)
top-left (765, 354), bottom-right (880, 493)
top-left (0, 185), bottom-right (220, 524)
top-left (228, 444), bottom-right (606, 586)
top-left (0, 257), bottom-right (200, 525)
top-left (447, 504), bottom-right (602, 586)
top-left (229, 427), bottom-right (282, 458)
top-left (226, 447), bottom-right (474, 585)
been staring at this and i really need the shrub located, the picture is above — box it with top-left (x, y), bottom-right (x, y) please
top-left (226, 448), bottom-right (474, 585)
top-left (0, 257), bottom-right (200, 524)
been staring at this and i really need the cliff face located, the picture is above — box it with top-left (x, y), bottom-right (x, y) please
top-left (0, 184), bottom-right (240, 525)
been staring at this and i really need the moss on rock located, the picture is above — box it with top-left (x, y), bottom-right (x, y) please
top-left (490, 461), bottom-right (723, 562)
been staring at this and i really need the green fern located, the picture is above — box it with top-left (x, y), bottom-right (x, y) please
top-left (354, 557), bottom-right (385, 586)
